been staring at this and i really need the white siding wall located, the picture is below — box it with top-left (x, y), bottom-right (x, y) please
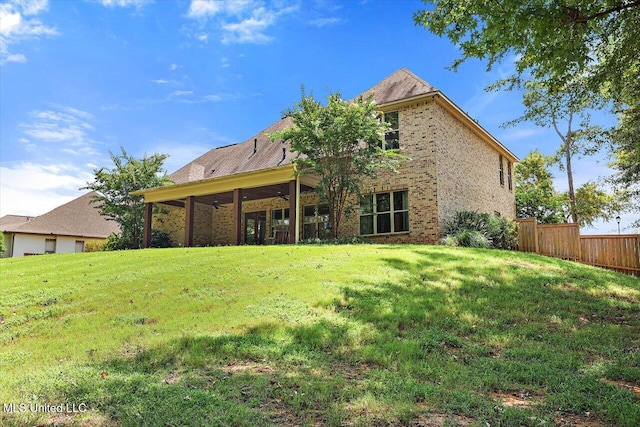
top-left (56, 236), bottom-right (77, 254)
top-left (10, 234), bottom-right (88, 257)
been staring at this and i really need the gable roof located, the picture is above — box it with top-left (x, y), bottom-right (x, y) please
top-left (358, 68), bottom-right (436, 105)
top-left (1, 192), bottom-right (120, 238)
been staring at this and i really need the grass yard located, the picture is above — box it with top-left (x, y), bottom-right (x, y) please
top-left (0, 245), bottom-right (639, 426)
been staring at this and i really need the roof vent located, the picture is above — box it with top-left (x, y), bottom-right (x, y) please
top-left (253, 138), bottom-right (257, 154)
top-left (277, 147), bottom-right (286, 166)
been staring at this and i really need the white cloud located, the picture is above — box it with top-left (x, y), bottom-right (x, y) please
top-left (170, 63), bottom-right (180, 70)
top-left (151, 78), bottom-right (169, 84)
top-left (185, 0), bottom-right (298, 45)
top-left (18, 107), bottom-right (100, 156)
top-left (171, 90), bottom-right (194, 96)
top-left (308, 17), bottom-right (341, 27)
top-left (187, 0), bottom-right (224, 19)
top-left (98, 0), bottom-right (154, 9)
top-left (0, 162), bottom-right (93, 217)
top-left (197, 33), bottom-right (208, 41)
top-left (4, 53), bottom-right (26, 62)
top-left (0, 0), bottom-right (58, 64)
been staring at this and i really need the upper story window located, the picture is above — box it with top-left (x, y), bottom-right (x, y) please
top-left (499, 155), bottom-right (505, 187)
top-left (507, 160), bottom-right (513, 191)
top-left (380, 111), bottom-right (399, 150)
top-left (360, 190), bottom-right (409, 235)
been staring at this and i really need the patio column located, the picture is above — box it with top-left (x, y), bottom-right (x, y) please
top-left (233, 188), bottom-right (243, 245)
top-left (143, 202), bottom-right (153, 248)
top-left (288, 179), bottom-right (296, 244)
top-left (184, 196), bottom-right (195, 247)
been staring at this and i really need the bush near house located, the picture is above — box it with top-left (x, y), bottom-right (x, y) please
top-left (0, 231), bottom-right (5, 255)
top-left (440, 211), bottom-right (517, 249)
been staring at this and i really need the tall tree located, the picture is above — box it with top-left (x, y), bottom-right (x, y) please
top-left (515, 150), bottom-right (565, 224)
top-left (84, 148), bottom-right (172, 249)
top-left (414, 0), bottom-right (640, 189)
top-left (270, 92), bottom-right (403, 239)
top-left (413, 1), bottom-right (640, 113)
top-left (503, 80), bottom-right (603, 224)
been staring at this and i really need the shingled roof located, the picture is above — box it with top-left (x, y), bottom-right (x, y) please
top-left (0, 192), bottom-right (120, 238)
top-left (0, 215), bottom-right (35, 229)
top-left (169, 68), bottom-right (436, 185)
top-left (170, 117), bottom-right (294, 184)
top-left (358, 68), bottom-right (436, 105)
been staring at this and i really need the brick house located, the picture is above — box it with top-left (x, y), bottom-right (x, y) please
top-left (134, 68), bottom-right (518, 247)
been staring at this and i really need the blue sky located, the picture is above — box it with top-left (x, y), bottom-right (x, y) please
top-left (1, 0), bottom-right (635, 234)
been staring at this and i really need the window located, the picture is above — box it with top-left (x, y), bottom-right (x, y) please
top-left (360, 191), bottom-right (409, 235)
top-left (45, 238), bottom-right (56, 254)
top-left (270, 208), bottom-right (289, 237)
top-left (507, 161), bottom-right (513, 191)
top-left (499, 155), bottom-right (504, 186)
top-left (381, 111), bottom-right (399, 150)
top-left (303, 204), bottom-right (331, 239)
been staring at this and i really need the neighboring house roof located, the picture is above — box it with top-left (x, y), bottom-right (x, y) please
top-left (0, 192), bottom-right (120, 238)
top-left (0, 215), bottom-right (35, 229)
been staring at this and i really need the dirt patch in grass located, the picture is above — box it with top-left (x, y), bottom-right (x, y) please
top-left (411, 412), bottom-right (475, 427)
top-left (491, 391), bottom-right (543, 408)
top-left (223, 361), bottom-right (275, 375)
top-left (38, 411), bottom-right (118, 427)
top-left (553, 413), bottom-right (603, 427)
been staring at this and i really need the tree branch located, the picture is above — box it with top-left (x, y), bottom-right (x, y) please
top-left (564, 1), bottom-right (640, 24)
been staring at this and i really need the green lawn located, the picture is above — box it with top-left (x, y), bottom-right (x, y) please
top-left (0, 245), bottom-right (638, 426)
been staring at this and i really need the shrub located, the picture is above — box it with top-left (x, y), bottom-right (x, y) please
top-left (455, 229), bottom-right (491, 248)
top-left (0, 231), bottom-right (6, 255)
top-left (104, 230), bottom-right (174, 250)
top-left (442, 211), bottom-right (491, 237)
top-left (441, 211), bottom-right (517, 250)
top-left (150, 230), bottom-right (172, 248)
top-left (298, 236), bottom-right (371, 245)
top-left (439, 235), bottom-right (459, 246)
top-left (84, 240), bottom-right (105, 252)
top-left (488, 215), bottom-right (518, 250)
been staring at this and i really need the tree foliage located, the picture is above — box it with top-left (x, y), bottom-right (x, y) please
top-left (414, 0), bottom-right (640, 196)
top-left (503, 79), bottom-right (603, 224)
top-left (0, 231), bottom-right (6, 255)
top-left (270, 91), bottom-right (403, 238)
top-left (515, 150), bottom-right (565, 224)
top-left (84, 148), bottom-right (172, 250)
top-left (413, 1), bottom-right (639, 108)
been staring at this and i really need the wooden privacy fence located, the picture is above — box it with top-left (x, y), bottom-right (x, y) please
top-left (516, 218), bottom-right (640, 276)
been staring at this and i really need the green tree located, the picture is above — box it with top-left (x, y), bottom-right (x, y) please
top-left (572, 182), bottom-right (623, 228)
top-left (503, 79), bottom-right (604, 225)
top-left (414, 0), bottom-right (640, 196)
top-left (515, 150), bottom-right (565, 224)
top-left (270, 91), bottom-right (403, 238)
top-left (84, 147), bottom-right (172, 250)
top-left (413, 0), bottom-right (639, 120)
top-left (0, 231), bottom-right (6, 256)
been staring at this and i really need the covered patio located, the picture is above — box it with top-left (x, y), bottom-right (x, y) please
top-left (134, 164), bottom-right (318, 247)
